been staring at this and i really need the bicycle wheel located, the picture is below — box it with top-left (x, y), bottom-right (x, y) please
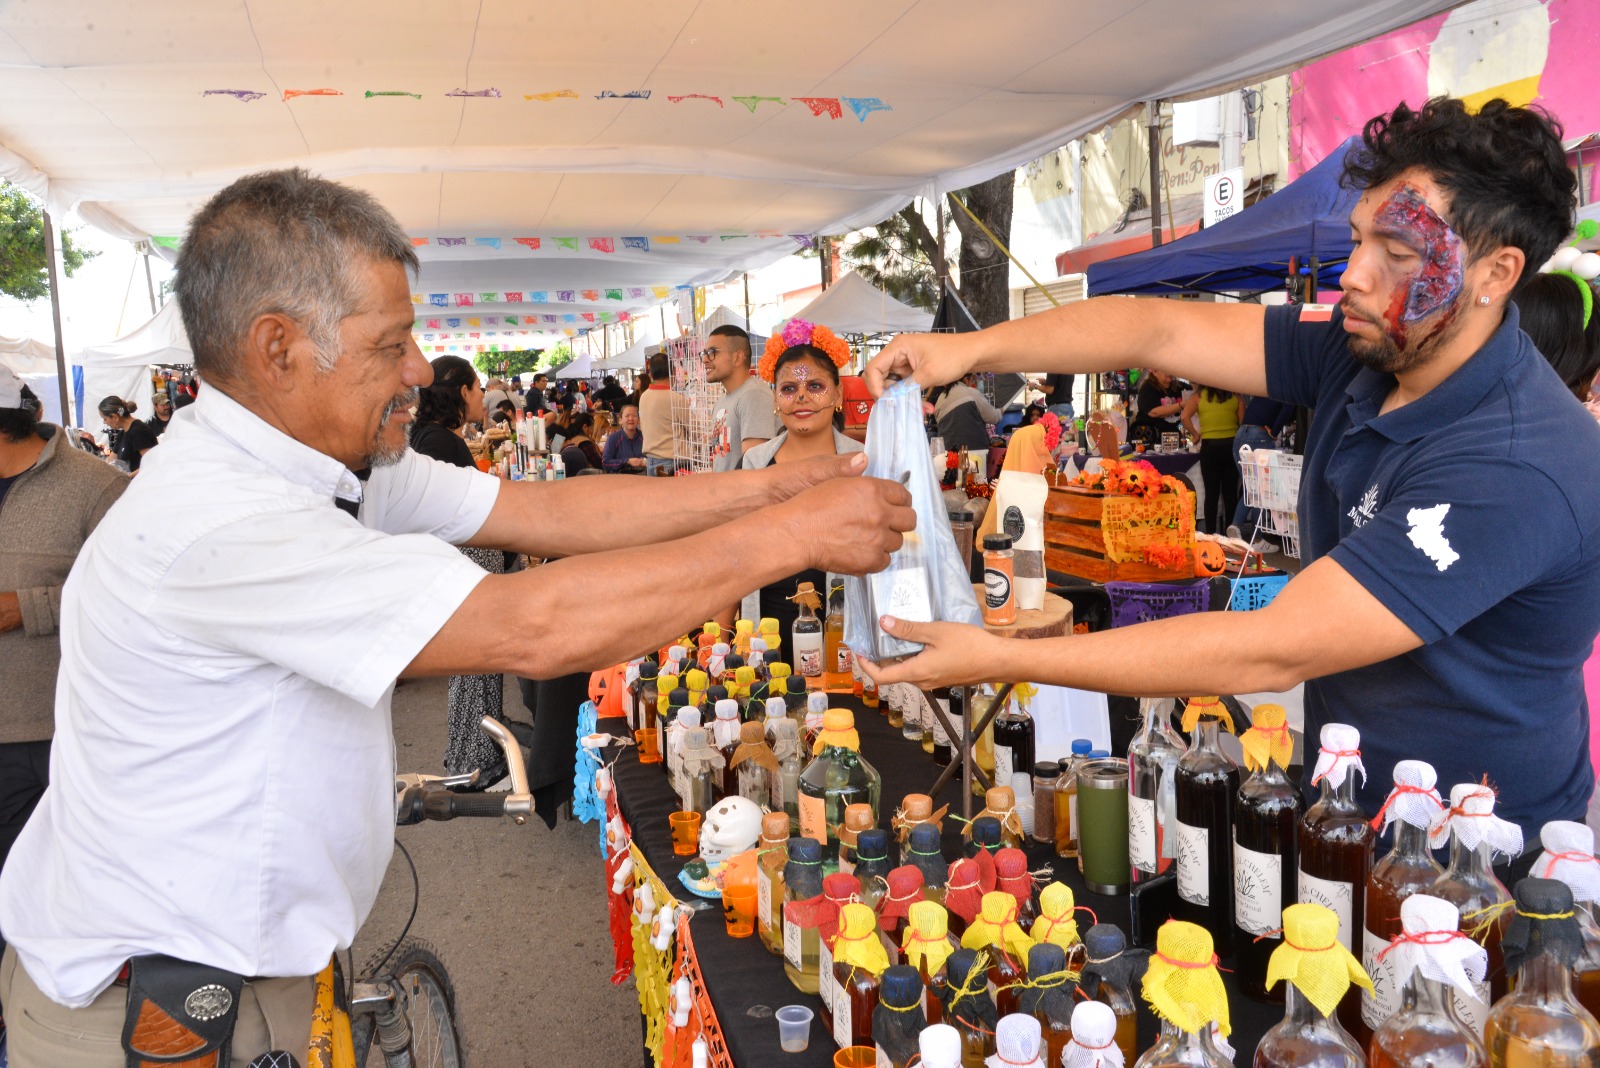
top-left (351, 937), bottom-right (465, 1068)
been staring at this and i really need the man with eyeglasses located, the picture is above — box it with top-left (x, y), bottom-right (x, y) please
top-left (704, 325), bottom-right (775, 472)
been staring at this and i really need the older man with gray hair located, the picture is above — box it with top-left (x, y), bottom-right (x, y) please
top-left (0, 168), bottom-right (914, 1066)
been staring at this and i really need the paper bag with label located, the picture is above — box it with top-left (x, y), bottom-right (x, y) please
top-left (844, 379), bottom-right (983, 662)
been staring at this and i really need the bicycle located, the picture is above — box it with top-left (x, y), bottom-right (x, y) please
top-left (337, 716), bottom-right (534, 1068)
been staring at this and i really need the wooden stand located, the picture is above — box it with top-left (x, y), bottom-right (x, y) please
top-left (924, 590), bottom-right (1073, 818)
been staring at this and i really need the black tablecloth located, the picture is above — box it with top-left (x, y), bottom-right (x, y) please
top-left (603, 700), bottom-right (1280, 1065)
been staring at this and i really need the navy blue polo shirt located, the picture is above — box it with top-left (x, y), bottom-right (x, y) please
top-left (1265, 304), bottom-right (1600, 840)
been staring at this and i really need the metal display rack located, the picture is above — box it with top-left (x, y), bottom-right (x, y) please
top-left (665, 334), bottom-right (721, 474)
top-left (1238, 446), bottom-right (1303, 558)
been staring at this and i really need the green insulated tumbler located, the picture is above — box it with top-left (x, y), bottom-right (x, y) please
top-left (1076, 758), bottom-right (1130, 894)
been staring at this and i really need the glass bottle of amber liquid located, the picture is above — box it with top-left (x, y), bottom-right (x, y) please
top-left (1362, 760), bottom-right (1446, 1037)
top-left (1081, 923), bottom-right (1145, 1067)
top-left (1533, 820), bottom-right (1600, 1023)
top-left (1297, 723), bottom-right (1373, 1037)
top-left (797, 707), bottom-right (881, 867)
top-left (831, 903), bottom-right (888, 1050)
top-left (1368, 893), bottom-right (1488, 1068)
top-left (1128, 699), bottom-right (1187, 886)
top-left (1174, 710), bottom-right (1239, 955)
top-left (755, 813), bottom-right (790, 957)
top-left (822, 580), bottom-right (854, 693)
top-left (1233, 703), bottom-right (1301, 1002)
top-left (1429, 783), bottom-right (1520, 1033)
top-left (781, 837), bottom-right (825, 994)
top-left (1483, 878), bottom-right (1600, 1068)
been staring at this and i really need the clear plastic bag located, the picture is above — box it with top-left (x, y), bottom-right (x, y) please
top-left (844, 379), bottom-right (983, 661)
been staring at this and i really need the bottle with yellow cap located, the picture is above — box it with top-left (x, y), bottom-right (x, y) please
top-left (1233, 703), bottom-right (1303, 1002)
top-left (1133, 920), bottom-right (1230, 1068)
top-left (902, 900), bottom-right (956, 1026)
top-left (832, 902), bottom-right (891, 1049)
top-left (1254, 902), bottom-right (1372, 1068)
top-left (1483, 877), bottom-right (1600, 1068)
top-left (798, 706), bottom-right (880, 868)
top-left (960, 890), bottom-right (1033, 1017)
top-left (1173, 696), bottom-right (1240, 956)
top-left (759, 616), bottom-right (783, 657)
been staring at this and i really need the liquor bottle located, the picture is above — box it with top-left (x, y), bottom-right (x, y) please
top-left (823, 579), bottom-right (854, 693)
top-left (782, 837), bottom-right (825, 994)
top-left (994, 848), bottom-right (1038, 928)
top-left (992, 1014), bottom-right (1044, 1068)
top-left (863, 672), bottom-right (881, 712)
top-left (872, 965), bottom-right (927, 1068)
top-left (761, 695), bottom-right (787, 747)
top-left (798, 707), bottom-right (880, 867)
top-left (790, 581), bottom-right (825, 687)
top-left (817, 872), bottom-right (862, 1033)
top-left (803, 690), bottom-right (829, 751)
top-left (1031, 882), bottom-right (1087, 972)
top-left (1019, 942), bottom-right (1076, 1067)
top-left (930, 690), bottom-right (954, 766)
top-left (944, 858), bottom-right (985, 939)
top-left (1134, 920), bottom-right (1231, 1068)
top-left (897, 684), bottom-right (923, 742)
top-left (1533, 820), bottom-right (1600, 1021)
top-left (959, 890), bottom-right (1030, 1017)
top-left (940, 948), bottom-right (998, 1068)
top-left (967, 817), bottom-right (1004, 884)
top-left (756, 813), bottom-right (792, 957)
top-left (906, 824), bottom-right (950, 909)
top-left (729, 720), bottom-right (778, 809)
top-left (1066, 1001), bottom-right (1124, 1068)
top-left (710, 698), bottom-right (742, 795)
top-left (852, 828), bottom-right (894, 912)
top-left (706, 642), bottom-right (731, 683)
top-left (974, 786), bottom-right (1027, 850)
top-left (1362, 760), bottom-right (1446, 1035)
top-left (1233, 703), bottom-right (1302, 1001)
top-left (1368, 893), bottom-right (1488, 1068)
top-left (1173, 698), bottom-right (1239, 955)
top-left (918, 1023), bottom-right (963, 1068)
top-left (839, 803), bottom-right (876, 876)
top-left (662, 702), bottom-right (699, 796)
top-left (733, 617), bottom-right (754, 658)
top-left (902, 899), bottom-right (956, 1025)
top-left (771, 717), bottom-right (804, 834)
top-left (1055, 739), bottom-right (1093, 860)
top-left (684, 668), bottom-right (710, 709)
top-left (1129, 699), bottom-right (1187, 886)
top-left (747, 637), bottom-right (770, 689)
top-left (1032, 761), bottom-right (1061, 846)
top-left (636, 661), bottom-right (660, 735)
top-left (1254, 902), bottom-right (1372, 1068)
top-left (1428, 782), bottom-right (1522, 1032)
top-left (1483, 878), bottom-right (1600, 1068)
top-left (1297, 722), bottom-right (1374, 1036)
top-left (832, 902), bottom-right (890, 1049)
top-left (759, 616), bottom-right (782, 659)
top-left (879, 865), bottom-right (926, 948)
top-left (676, 726), bottom-right (722, 816)
top-left (992, 692), bottom-right (1036, 807)
top-left (1080, 924), bottom-right (1151, 1067)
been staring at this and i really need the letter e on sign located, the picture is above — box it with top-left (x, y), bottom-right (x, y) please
top-left (1204, 167), bottom-right (1244, 228)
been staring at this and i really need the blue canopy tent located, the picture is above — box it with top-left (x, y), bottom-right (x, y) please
top-left (1087, 137), bottom-right (1362, 297)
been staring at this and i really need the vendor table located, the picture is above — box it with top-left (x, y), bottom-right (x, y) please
top-left (602, 698), bottom-right (1280, 1067)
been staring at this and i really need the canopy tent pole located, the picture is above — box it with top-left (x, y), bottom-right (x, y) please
top-left (42, 210), bottom-right (72, 428)
top-left (1147, 99), bottom-right (1164, 248)
top-left (742, 273), bottom-right (751, 332)
top-left (140, 241), bottom-right (158, 315)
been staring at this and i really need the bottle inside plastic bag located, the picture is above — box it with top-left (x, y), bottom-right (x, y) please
top-left (844, 379), bottom-right (983, 662)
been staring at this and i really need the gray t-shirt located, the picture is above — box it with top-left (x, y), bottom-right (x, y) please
top-left (710, 377), bottom-right (777, 472)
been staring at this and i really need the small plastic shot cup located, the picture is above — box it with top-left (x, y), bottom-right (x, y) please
top-left (722, 884), bottom-right (757, 938)
top-left (669, 811), bottom-right (702, 856)
top-left (775, 1004), bottom-right (814, 1053)
top-left (635, 727), bottom-right (661, 764)
top-left (834, 1048), bottom-right (876, 1067)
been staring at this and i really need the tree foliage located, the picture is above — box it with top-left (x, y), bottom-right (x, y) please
top-left (0, 182), bottom-right (98, 302)
top-left (472, 349), bottom-right (544, 377)
top-left (844, 210), bottom-right (940, 311)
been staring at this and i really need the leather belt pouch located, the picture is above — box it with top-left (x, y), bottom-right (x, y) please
top-left (121, 954), bottom-right (245, 1068)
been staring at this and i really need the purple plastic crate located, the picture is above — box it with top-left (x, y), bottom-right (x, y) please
top-left (1104, 579), bottom-right (1212, 628)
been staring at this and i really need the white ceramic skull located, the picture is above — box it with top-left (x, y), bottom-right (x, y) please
top-left (698, 795), bottom-right (763, 865)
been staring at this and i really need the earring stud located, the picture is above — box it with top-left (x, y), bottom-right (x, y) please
top-left (1478, 295), bottom-right (1491, 305)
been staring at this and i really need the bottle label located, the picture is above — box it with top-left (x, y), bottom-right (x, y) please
top-left (1297, 868), bottom-right (1354, 950)
top-left (881, 564), bottom-right (934, 622)
top-left (757, 866), bottom-right (773, 934)
top-left (798, 792), bottom-right (828, 846)
top-left (796, 635), bottom-right (824, 678)
top-left (1231, 839), bottom-right (1281, 935)
top-left (1175, 821), bottom-right (1209, 905)
top-left (994, 744), bottom-right (1014, 787)
top-left (983, 566), bottom-right (1013, 610)
top-left (784, 916), bottom-right (802, 969)
top-left (1360, 926), bottom-right (1398, 1029)
top-left (1452, 981), bottom-right (1490, 1036)
top-left (1069, 793), bottom-right (1079, 842)
top-left (819, 936), bottom-right (835, 1012)
top-left (832, 970), bottom-right (852, 1048)
top-left (835, 644), bottom-right (853, 674)
top-left (1128, 794), bottom-right (1158, 873)
top-left (930, 701), bottom-right (951, 745)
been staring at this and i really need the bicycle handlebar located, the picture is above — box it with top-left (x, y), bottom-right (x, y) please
top-left (394, 716), bottom-right (535, 826)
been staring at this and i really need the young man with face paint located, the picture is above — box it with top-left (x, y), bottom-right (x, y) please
top-left (859, 97), bottom-right (1600, 845)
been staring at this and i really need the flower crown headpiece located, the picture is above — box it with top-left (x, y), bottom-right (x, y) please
top-left (759, 318), bottom-right (852, 382)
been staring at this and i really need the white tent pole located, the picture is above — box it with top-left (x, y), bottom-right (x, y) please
top-left (42, 210), bottom-right (72, 427)
top-left (141, 243), bottom-right (158, 315)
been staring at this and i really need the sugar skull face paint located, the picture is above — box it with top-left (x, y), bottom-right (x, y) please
top-left (1371, 182), bottom-right (1464, 345)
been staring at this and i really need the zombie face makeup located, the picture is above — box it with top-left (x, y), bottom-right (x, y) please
top-left (1343, 180), bottom-right (1468, 372)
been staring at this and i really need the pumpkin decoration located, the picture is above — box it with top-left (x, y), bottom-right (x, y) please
top-left (1193, 540), bottom-right (1227, 577)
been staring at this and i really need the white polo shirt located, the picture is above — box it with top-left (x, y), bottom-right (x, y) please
top-left (0, 386), bottom-right (498, 1007)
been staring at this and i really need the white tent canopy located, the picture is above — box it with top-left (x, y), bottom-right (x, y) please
top-left (0, 335), bottom-right (59, 376)
top-left (76, 301), bottom-right (193, 431)
top-left (601, 337), bottom-right (655, 373)
top-left (554, 353), bottom-right (594, 380)
top-left (788, 271), bottom-right (932, 335)
top-left (1, 0), bottom-right (1453, 304)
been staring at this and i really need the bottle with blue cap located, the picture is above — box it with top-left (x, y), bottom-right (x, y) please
top-left (1055, 739), bottom-right (1095, 859)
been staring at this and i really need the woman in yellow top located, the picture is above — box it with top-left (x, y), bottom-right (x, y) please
top-left (1182, 385), bottom-right (1245, 535)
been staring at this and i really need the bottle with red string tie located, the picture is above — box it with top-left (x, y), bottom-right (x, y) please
top-left (1427, 782), bottom-right (1522, 1033)
top-left (1362, 759), bottom-right (1447, 1037)
top-left (832, 901), bottom-right (891, 1050)
top-left (940, 947), bottom-right (999, 1067)
top-left (710, 698), bottom-right (742, 796)
top-left (994, 847), bottom-right (1039, 928)
top-left (903, 900), bottom-right (958, 1026)
top-left (1532, 820), bottom-right (1600, 1021)
top-left (1066, 1001), bottom-right (1128, 1068)
top-left (946, 856), bottom-right (988, 940)
top-left (1134, 920), bottom-right (1231, 1068)
top-left (1030, 882), bottom-right (1088, 974)
top-left (961, 890), bottom-right (1033, 1017)
top-left (907, 823), bottom-right (950, 910)
top-left (817, 871), bottom-right (862, 1034)
top-left (1174, 696), bottom-right (1240, 956)
top-left (1080, 924), bottom-right (1151, 1067)
top-left (988, 1013), bottom-right (1046, 1068)
top-left (1368, 894), bottom-right (1489, 1068)
top-left (1254, 902), bottom-right (1373, 1068)
top-left (1234, 703), bottom-right (1302, 1002)
top-left (1297, 722), bottom-right (1374, 1037)
top-left (1018, 942), bottom-right (1078, 1066)
top-left (879, 865), bottom-right (927, 949)
top-left (1483, 878), bottom-right (1600, 1068)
